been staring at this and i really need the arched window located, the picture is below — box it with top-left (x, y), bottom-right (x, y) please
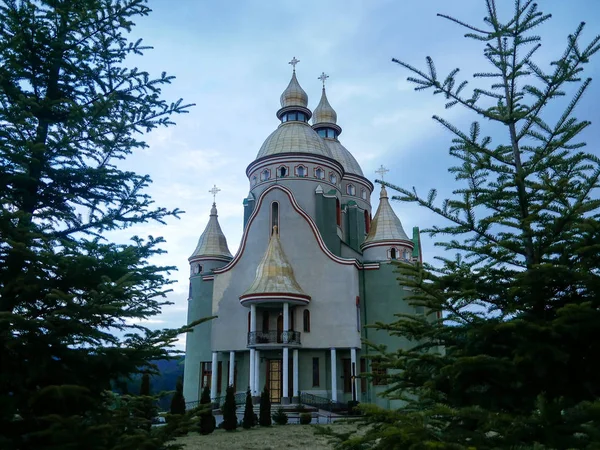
top-left (248, 311), bottom-right (251, 333)
top-left (403, 249), bottom-right (410, 260)
top-left (262, 311), bottom-right (270, 333)
top-left (361, 189), bottom-right (367, 200)
top-left (314, 167), bottom-right (325, 179)
top-left (295, 165), bottom-right (307, 177)
top-left (346, 184), bottom-right (356, 196)
top-left (251, 176), bottom-right (257, 186)
top-left (364, 210), bottom-right (370, 234)
top-left (390, 248), bottom-right (397, 260)
top-left (336, 198), bottom-right (341, 227)
top-left (271, 202), bottom-right (279, 232)
top-left (261, 169), bottom-right (271, 181)
top-left (303, 309), bottom-right (311, 332)
top-left (278, 166), bottom-right (287, 178)
top-left (329, 173), bottom-right (337, 184)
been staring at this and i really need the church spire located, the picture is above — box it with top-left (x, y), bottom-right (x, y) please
top-left (279, 57), bottom-right (309, 109)
top-left (189, 187), bottom-right (232, 260)
top-left (312, 72), bottom-right (342, 138)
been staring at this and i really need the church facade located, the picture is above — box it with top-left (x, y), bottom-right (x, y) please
top-left (183, 60), bottom-right (422, 409)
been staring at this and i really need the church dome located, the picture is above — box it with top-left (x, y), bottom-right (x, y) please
top-left (324, 140), bottom-right (364, 177)
top-left (312, 88), bottom-right (337, 125)
top-left (280, 71), bottom-right (308, 109)
top-left (362, 185), bottom-right (411, 248)
top-left (256, 121), bottom-right (333, 159)
top-left (190, 202), bottom-right (233, 260)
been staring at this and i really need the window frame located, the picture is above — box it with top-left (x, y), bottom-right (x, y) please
top-left (303, 309), bottom-right (310, 332)
top-left (312, 357), bottom-right (320, 387)
top-left (261, 168), bottom-right (271, 181)
top-left (295, 164), bottom-right (308, 178)
top-left (314, 166), bottom-right (325, 179)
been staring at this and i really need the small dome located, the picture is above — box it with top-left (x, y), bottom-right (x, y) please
top-left (280, 72), bottom-right (308, 108)
top-left (190, 203), bottom-right (233, 260)
top-left (257, 121), bottom-right (333, 159)
top-left (324, 140), bottom-right (364, 177)
top-left (362, 185), bottom-right (411, 247)
top-left (312, 88), bottom-right (337, 125)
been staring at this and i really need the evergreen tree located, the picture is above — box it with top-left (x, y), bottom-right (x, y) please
top-left (198, 386), bottom-right (215, 435)
top-left (338, 1), bottom-right (600, 449)
top-left (169, 377), bottom-right (186, 415)
top-left (140, 373), bottom-right (151, 396)
top-left (242, 387), bottom-right (255, 429)
top-left (259, 385), bottom-right (271, 427)
top-left (221, 385), bottom-right (237, 431)
top-left (0, 1), bottom-right (200, 448)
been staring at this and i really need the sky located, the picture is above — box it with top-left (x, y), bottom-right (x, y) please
top-left (111, 0), bottom-right (600, 346)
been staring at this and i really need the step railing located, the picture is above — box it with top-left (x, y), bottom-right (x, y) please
top-left (299, 392), bottom-right (348, 414)
top-left (185, 392), bottom-right (246, 410)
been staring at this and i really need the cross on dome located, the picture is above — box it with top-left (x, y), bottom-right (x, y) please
top-left (288, 57), bottom-right (300, 72)
top-left (318, 72), bottom-right (329, 88)
top-left (375, 165), bottom-right (389, 182)
top-left (209, 184), bottom-right (221, 203)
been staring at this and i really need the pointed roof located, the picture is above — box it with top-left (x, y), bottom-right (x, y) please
top-left (280, 71), bottom-right (308, 109)
top-left (362, 185), bottom-right (411, 248)
top-left (312, 88), bottom-right (337, 125)
top-left (189, 203), bottom-right (233, 260)
top-left (240, 226), bottom-right (310, 303)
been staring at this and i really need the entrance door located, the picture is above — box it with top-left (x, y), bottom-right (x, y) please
top-left (267, 359), bottom-right (282, 403)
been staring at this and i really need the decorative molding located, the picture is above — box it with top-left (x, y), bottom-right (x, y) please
top-left (361, 240), bottom-right (415, 251)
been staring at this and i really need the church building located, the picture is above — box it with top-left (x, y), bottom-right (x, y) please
top-left (183, 59), bottom-right (422, 409)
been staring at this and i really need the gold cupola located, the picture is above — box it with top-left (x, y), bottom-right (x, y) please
top-left (189, 202), bottom-right (233, 261)
top-left (239, 226), bottom-right (310, 306)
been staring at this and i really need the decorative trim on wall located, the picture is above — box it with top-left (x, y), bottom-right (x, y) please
top-left (361, 239), bottom-right (415, 251)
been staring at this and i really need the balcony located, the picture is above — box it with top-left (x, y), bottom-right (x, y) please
top-left (248, 330), bottom-right (301, 348)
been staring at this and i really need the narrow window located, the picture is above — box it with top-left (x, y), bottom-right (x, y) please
top-left (296, 165), bottom-right (307, 177)
top-left (252, 176), bottom-right (257, 186)
top-left (290, 307), bottom-right (295, 331)
top-left (217, 361), bottom-right (223, 394)
top-left (261, 169), bottom-right (271, 181)
top-left (303, 309), bottom-right (310, 332)
top-left (361, 189), bottom-right (367, 200)
top-left (390, 248), bottom-right (397, 260)
top-left (201, 362), bottom-right (212, 389)
top-left (330, 173), bottom-right (337, 184)
top-left (279, 166), bottom-right (287, 177)
top-left (247, 311), bottom-right (251, 333)
top-left (314, 167), bottom-right (324, 179)
top-left (403, 249), bottom-right (409, 260)
top-left (336, 199), bottom-right (341, 227)
top-left (312, 357), bottom-right (320, 386)
top-left (277, 314), bottom-right (283, 343)
top-left (318, 129), bottom-right (326, 138)
top-left (346, 184), bottom-right (356, 196)
top-left (262, 311), bottom-right (270, 333)
top-left (271, 202), bottom-right (279, 231)
top-left (356, 296), bottom-right (361, 332)
top-left (364, 210), bottom-right (370, 234)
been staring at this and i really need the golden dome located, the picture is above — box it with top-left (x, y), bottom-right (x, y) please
top-left (256, 121), bottom-right (333, 159)
top-left (189, 203), bottom-right (233, 259)
top-left (362, 185), bottom-right (411, 247)
top-left (312, 88), bottom-right (337, 125)
top-left (324, 140), bottom-right (364, 177)
top-left (280, 71), bottom-right (308, 108)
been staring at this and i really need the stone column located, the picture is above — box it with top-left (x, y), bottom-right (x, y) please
top-left (228, 351), bottom-right (235, 387)
top-left (351, 347), bottom-right (359, 402)
top-left (330, 348), bottom-right (337, 402)
top-left (254, 349), bottom-right (260, 395)
top-left (282, 302), bottom-right (289, 403)
top-left (292, 349), bottom-right (299, 402)
top-left (210, 351), bottom-right (218, 401)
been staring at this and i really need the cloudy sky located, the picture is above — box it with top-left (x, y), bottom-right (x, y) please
top-left (114, 0), bottom-right (600, 344)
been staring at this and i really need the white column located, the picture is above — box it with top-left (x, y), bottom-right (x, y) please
top-left (282, 302), bottom-right (289, 400)
top-left (351, 348), bottom-right (359, 402)
top-left (330, 348), bottom-right (337, 402)
top-left (250, 304), bottom-right (256, 395)
top-left (210, 351), bottom-right (218, 401)
top-left (254, 349), bottom-right (260, 394)
top-left (293, 349), bottom-right (299, 399)
top-left (228, 351), bottom-right (235, 387)
top-left (249, 349), bottom-right (255, 396)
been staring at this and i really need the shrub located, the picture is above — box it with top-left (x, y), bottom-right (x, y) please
top-left (272, 407), bottom-right (288, 425)
top-left (170, 378), bottom-right (186, 415)
top-left (199, 386), bottom-right (215, 435)
top-left (299, 413), bottom-right (312, 425)
top-left (221, 385), bottom-right (237, 431)
top-left (259, 385), bottom-right (271, 426)
top-left (242, 387), bottom-right (255, 429)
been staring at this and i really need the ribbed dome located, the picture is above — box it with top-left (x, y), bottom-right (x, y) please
top-left (190, 203), bottom-right (233, 259)
top-left (280, 71), bottom-right (308, 108)
top-left (362, 185), bottom-right (410, 247)
top-left (324, 140), bottom-right (364, 177)
top-left (257, 122), bottom-right (333, 159)
top-left (240, 226), bottom-right (310, 302)
top-left (312, 88), bottom-right (337, 125)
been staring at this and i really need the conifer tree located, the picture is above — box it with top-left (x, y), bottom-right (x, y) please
top-left (221, 385), bottom-right (237, 431)
top-left (198, 386), bottom-right (215, 435)
top-left (338, 1), bottom-right (600, 448)
top-left (0, 1), bottom-right (199, 448)
top-left (259, 385), bottom-right (271, 427)
top-left (242, 387), bottom-right (255, 429)
top-left (170, 377), bottom-right (186, 415)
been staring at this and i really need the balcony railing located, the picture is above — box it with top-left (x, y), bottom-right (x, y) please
top-left (248, 330), bottom-right (301, 346)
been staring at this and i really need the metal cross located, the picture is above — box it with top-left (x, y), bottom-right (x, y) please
top-left (208, 184), bottom-right (221, 202)
top-left (288, 56), bottom-right (300, 71)
top-left (375, 165), bottom-right (389, 181)
top-left (318, 72), bottom-right (329, 88)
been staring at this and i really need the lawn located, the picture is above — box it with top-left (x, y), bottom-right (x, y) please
top-left (176, 423), bottom-right (353, 450)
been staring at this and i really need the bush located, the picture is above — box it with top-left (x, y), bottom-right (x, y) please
top-left (259, 385), bottom-right (271, 427)
top-left (221, 385), bottom-right (237, 431)
top-left (299, 413), bottom-right (312, 425)
top-left (242, 387), bottom-right (255, 429)
top-left (272, 407), bottom-right (288, 425)
top-left (170, 378), bottom-right (186, 415)
top-left (199, 386), bottom-right (215, 435)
